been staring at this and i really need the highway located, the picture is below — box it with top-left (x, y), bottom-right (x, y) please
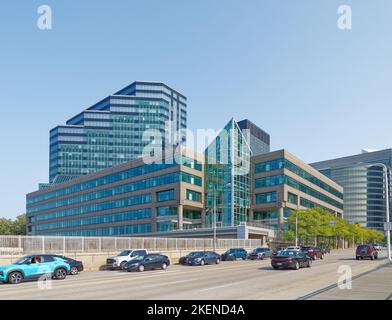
top-left (0, 250), bottom-right (390, 300)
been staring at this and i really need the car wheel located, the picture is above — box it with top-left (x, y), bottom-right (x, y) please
top-left (54, 268), bottom-right (67, 280)
top-left (356, 256), bottom-right (360, 260)
top-left (370, 255), bottom-right (374, 261)
top-left (8, 271), bottom-right (23, 284)
top-left (375, 254), bottom-right (378, 260)
top-left (70, 266), bottom-right (79, 275)
top-left (260, 254), bottom-right (265, 260)
top-left (307, 260), bottom-right (312, 268)
top-left (138, 265), bottom-right (145, 272)
top-left (120, 261), bottom-right (127, 270)
top-left (294, 261), bottom-right (300, 270)
top-left (200, 260), bottom-right (205, 266)
top-left (312, 256), bottom-right (316, 261)
top-left (161, 263), bottom-right (168, 270)
top-left (320, 254), bottom-right (324, 260)
top-left (216, 258), bottom-right (220, 264)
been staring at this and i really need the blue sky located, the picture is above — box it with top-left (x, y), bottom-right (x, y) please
top-left (0, 1), bottom-right (391, 219)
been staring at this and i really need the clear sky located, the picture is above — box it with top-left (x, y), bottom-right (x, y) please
top-left (1, 1), bottom-right (391, 219)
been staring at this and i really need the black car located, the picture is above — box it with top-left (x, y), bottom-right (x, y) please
top-left (271, 250), bottom-right (312, 270)
top-left (221, 248), bottom-right (248, 261)
top-left (300, 247), bottom-right (324, 260)
top-left (123, 254), bottom-right (170, 272)
top-left (180, 251), bottom-right (221, 266)
top-left (320, 246), bottom-right (331, 254)
top-left (48, 255), bottom-right (84, 275)
top-left (248, 248), bottom-right (273, 260)
top-left (179, 252), bottom-right (200, 265)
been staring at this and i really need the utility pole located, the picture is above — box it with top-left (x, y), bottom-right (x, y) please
top-left (295, 212), bottom-right (298, 247)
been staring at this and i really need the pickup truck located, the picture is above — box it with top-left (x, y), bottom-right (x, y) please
top-left (106, 249), bottom-right (148, 270)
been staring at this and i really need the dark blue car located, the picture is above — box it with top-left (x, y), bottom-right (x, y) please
top-left (221, 248), bottom-right (248, 261)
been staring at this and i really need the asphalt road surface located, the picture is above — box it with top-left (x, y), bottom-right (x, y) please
top-left (0, 249), bottom-right (389, 300)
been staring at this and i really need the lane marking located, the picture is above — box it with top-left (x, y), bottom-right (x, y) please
top-left (199, 280), bottom-right (248, 292)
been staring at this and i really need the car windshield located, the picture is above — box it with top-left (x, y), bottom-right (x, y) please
top-left (226, 249), bottom-right (236, 254)
top-left (192, 252), bottom-right (205, 257)
top-left (253, 248), bottom-right (264, 253)
top-left (14, 256), bottom-right (31, 265)
top-left (118, 250), bottom-right (131, 256)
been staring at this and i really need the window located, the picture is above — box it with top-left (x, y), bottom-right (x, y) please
top-left (288, 193), bottom-right (298, 205)
top-left (255, 192), bottom-right (277, 204)
top-left (186, 189), bottom-right (201, 202)
top-left (157, 189), bottom-right (175, 202)
top-left (157, 206), bottom-right (177, 217)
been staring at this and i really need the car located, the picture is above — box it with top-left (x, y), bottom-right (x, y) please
top-left (300, 246), bottom-right (324, 260)
top-left (356, 245), bottom-right (378, 260)
top-left (123, 254), bottom-right (170, 272)
top-left (180, 251), bottom-right (221, 266)
top-left (271, 250), bottom-right (312, 270)
top-left (0, 254), bottom-right (71, 284)
top-left (221, 248), bottom-right (248, 261)
top-left (48, 255), bottom-right (84, 275)
top-left (106, 249), bottom-right (148, 270)
top-left (248, 248), bottom-right (273, 260)
top-left (179, 252), bottom-right (200, 265)
top-left (320, 246), bottom-right (331, 254)
top-left (286, 246), bottom-right (301, 251)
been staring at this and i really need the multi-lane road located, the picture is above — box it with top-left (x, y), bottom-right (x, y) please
top-left (0, 249), bottom-right (390, 300)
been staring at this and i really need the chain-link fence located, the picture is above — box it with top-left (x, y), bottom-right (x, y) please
top-left (0, 235), bottom-right (261, 256)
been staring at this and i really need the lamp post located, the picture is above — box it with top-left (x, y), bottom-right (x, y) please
top-left (295, 212), bottom-right (298, 247)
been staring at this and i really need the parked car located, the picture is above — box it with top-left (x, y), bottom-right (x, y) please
top-left (300, 247), bottom-right (324, 260)
top-left (179, 252), bottom-right (200, 265)
top-left (248, 248), bottom-right (273, 260)
top-left (0, 255), bottom-right (71, 284)
top-left (180, 251), bottom-right (221, 266)
top-left (356, 245), bottom-right (378, 260)
top-left (48, 255), bottom-right (84, 275)
top-left (106, 249), bottom-right (148, 270)
top-left (271, 250), bottom-right (312, 270)
top-left (123, 254), bottom-right (170, 272)
top-left (286, 246), bottom-right (301, 252)
top-left (221, 248), bottom-right (248, 261)
top-left (320, 246), bottom-right (331, 254)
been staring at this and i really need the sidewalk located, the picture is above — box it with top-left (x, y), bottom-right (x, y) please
top-left (306, 262), bottom-right (392, 300)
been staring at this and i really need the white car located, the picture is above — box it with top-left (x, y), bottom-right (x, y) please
top-left (106, 249), bottom-right (148, 270)
top-left (286, 246), bottom-right (301, 252)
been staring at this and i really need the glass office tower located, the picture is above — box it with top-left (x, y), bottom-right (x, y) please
top-left (49, 82), bottom-right (187, 184)
top-left (204, 118), bottom-right (252, 227)
top-left (311, 149), bottom-right (392, 231)
top-left (237, 119), bottom-right (270, 156)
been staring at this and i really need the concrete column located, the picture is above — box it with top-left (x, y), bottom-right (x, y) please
top-left (248, 208), bottom-right (254, 222)
top-left (278, 207), bottom-right (284, 228)
top-left (178, 204), bottom-right (184, 230)
top-left (201, 209), bottom-right (206, 227)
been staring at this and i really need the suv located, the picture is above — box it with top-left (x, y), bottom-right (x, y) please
top-left (356, 245), bottom-right (378, 260)
top-left (221, 248), bottom-right (248, 261)
top-left (0, 255), bottom-right (70, 284)
top-left (106, 249), bottom-right (148, 270)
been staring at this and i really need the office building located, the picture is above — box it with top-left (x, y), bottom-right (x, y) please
top-left (237, 119), bottom-right (270, 155)
top-left (27, 147), bottom-right (203, 236)
top-left (49, 81), bottom-right (187, 184)
top-left (311, 149), bottom-right (392, 231)
top-left (251, 150), bottom-right (344, 229)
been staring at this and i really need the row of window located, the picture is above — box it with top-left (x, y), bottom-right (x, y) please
top-left (254, 174), bottom-right (343, 209)
top-left (32, 208), bottom-right (152, 232)
top-left (28, 159), bottom-right (199, 205)
top-left (254, 158), bottom-right (343, 199)
top-left (28, 171), bottom-right (201, 214)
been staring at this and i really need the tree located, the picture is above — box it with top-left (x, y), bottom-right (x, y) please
top-left (0, 214), bottom-right (27, 235)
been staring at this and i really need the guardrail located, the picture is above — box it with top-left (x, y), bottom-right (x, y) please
top-left (0, 235), bottom-right (261, 255)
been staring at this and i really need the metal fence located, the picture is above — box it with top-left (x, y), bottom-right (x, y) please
top-left (0, 235), bottom-right (261, 256)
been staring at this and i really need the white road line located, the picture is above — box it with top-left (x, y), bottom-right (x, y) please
top-left (199, 280), bottom-right (248, 292)
top-left (141, 278), bottom-right (199, 289)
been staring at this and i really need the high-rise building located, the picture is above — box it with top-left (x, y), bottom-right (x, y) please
top-left (237, 119), bottom-right (270, 156)
top-left (311, 149), bottom-right (392, 231)
top-left (204, 118), bottom-right (252, 227)
top-left (49, 81), bottom-right (187, 183)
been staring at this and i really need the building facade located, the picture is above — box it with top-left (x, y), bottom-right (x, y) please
top-left (251, 150), bottom-right (344, 229)
top-left (49, 81), bottom-right (187, 184)
top-left (27, 147), bottom-right (203, 236)
top-left (311, 149), bottom-right (392, 231)
top-left (237, 119), bottom-right (270, 156)
top-left (204, 119), bottom-right (252, 227)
